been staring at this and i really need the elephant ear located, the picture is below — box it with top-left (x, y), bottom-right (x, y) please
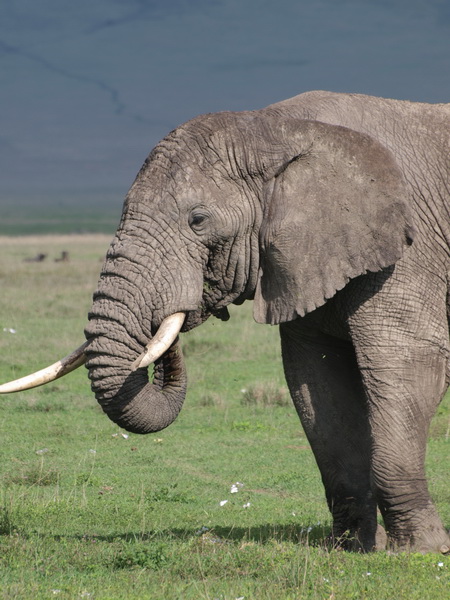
top-left (253, 121), bottom-right (415, 324)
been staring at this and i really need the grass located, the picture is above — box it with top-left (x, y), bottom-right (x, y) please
top-left (0, 233), bottom-right (449, 599)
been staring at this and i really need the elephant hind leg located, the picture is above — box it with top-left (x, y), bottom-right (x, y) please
top-left (352, 341), bottom-right (450, 553)
top-left (446, 282), bottom-right (450, 387)
top-left (280, 319), bottom-right (378, 552)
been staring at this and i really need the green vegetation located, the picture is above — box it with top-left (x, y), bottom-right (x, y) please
top-left (1, 193), bottom-right (123, 236)
top-left (0, 234), bottom-right (448, 599)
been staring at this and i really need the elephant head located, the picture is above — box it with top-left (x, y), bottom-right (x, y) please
top-left (0, 109), bottom-right (414, 433)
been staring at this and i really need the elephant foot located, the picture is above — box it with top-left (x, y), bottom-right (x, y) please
top-left (386, 523), bottom-right (450, 555)
top-left (329, 523), bottom-right (450, 555)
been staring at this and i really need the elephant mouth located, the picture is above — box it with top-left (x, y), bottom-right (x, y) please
top-left (212, 306), bottom-right (231, 321)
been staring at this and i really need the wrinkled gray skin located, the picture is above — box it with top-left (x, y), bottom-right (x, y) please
top-left (85, 91), bottom-right (450, 553)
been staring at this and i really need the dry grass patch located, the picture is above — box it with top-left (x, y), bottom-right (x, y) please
top-left (240, 382), bottom-right (291, 407)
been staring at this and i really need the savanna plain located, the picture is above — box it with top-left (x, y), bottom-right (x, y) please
top-left (0, 222), bottom-right (449, 599)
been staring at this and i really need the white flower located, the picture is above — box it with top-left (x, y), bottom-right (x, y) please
top-left (3, 328), bottom-right (16, 334)
top-left (121, 433), bottom-right (129, 439)
top-left (35, 448), bottom-right (48, 455)
top-left (438, 562), bottom-right (444, 567)
top-left (231, 482), bottom-right (244, 493)
top-left (89, 449), bottom-right (96, 454)
top-left (219, 500), bottom-right (228, 506)
top-left (243, 503), bottom-right (251, 508)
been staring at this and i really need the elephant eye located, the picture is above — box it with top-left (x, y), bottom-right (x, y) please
top-left (189, 209), bottom-right (209, 231)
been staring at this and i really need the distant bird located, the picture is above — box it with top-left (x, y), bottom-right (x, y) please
top-left (23, 253), bottom-right (47, 262)
top-left (54, 251), bottom-right (69, 262)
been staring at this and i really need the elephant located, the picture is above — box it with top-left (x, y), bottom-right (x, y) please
top-left (1, 90), bottom-right (449, 554)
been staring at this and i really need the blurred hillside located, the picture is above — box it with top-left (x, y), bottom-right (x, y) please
top-left (1, 191), bottom-right (123, 236)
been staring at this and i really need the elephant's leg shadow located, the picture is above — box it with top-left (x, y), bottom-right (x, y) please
top-left (280, 318), bottom-right (381, 552)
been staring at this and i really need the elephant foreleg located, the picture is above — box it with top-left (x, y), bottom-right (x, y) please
top-left (280, 319), bottom-right (381, 552)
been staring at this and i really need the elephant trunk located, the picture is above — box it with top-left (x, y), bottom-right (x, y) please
top-left (85, 331), bottom-right (187, 434)
top-left (84, 261), bottom-right (191, 433)
top-left (82, 197), bottom-right (205, 434)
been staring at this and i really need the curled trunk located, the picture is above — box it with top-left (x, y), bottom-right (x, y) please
top-left (85, 335), bottom-right (187, 434)
top-left (84, 280), bottom-right (189, 434)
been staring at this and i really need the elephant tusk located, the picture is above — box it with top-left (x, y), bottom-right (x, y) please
top-left (0, 342), bottom-right (88, 394)
top-left (131, 312), bottom-right (185, 371)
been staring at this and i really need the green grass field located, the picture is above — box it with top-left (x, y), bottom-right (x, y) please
top-left (0, 234), bottom-right (449, 599)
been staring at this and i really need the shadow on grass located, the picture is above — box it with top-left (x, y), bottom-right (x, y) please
top-left (49, 522), bottom-right (330, 547)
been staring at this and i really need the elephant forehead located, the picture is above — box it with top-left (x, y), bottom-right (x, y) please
top-left (169, 161), bottom-right (231, 193)
top-left (160, 180), bottom-right (232, 213)
top-left (136, 161), bottom-right (225, 202)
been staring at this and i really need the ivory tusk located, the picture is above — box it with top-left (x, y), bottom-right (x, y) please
top-left (0, 341), bottom-right (88, 394)
top-left (131, 312), bottom-right (185, 371)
